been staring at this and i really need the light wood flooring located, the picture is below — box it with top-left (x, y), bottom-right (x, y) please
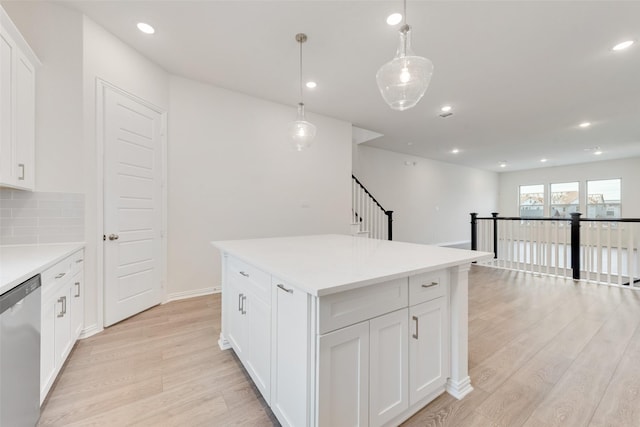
top-left (38, 266), bottom-right (640, 426)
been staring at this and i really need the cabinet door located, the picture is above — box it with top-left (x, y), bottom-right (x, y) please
top-left (271, 281), bottom-right (310, 427)
top-left (54, 286), bottom-right (72, 366)
top-left (14, 49), bottom-right (35, 189)
top-left (225, 275), bottom-right (248, 358)
top-left (70, 271), bottom-right (84, 340)
top-left (40, 296), bottom-right (57, 403)
top-left (370, 309), bottom-right (409, 427)
top-left (409, 297), bottom-right (449, 405)
top-left (318, 321), bottom-right (369, 427)
top-left (0, 27), bottom-right (15, 185)
top-left (244, 292), bottom-right (271, 402)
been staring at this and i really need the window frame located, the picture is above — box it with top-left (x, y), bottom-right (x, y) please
top-left (586, 178), bottom-right (622, 219)
top-left (518, 184), bottom-right (545, 218)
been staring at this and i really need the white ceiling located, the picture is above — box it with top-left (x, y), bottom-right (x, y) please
top-left (62, 0), bottom-right (640, 172)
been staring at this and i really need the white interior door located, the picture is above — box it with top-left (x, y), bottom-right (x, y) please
top-left (102, 85), bottom-right (164, 327)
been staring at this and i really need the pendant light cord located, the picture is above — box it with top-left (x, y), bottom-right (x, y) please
top-left (299, 38), bottom-right (304, 105)
top-left (402, 0), bottom-right (408, 56)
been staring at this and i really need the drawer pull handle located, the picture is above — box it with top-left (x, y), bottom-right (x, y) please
top-left (76, 259), bottom-right (84, 263)
top-left (75, 282), bottom-right (81, 297)
top-left (239, 271), bottom-right (250, 278)
top-left (55, 272), bottom-right (66, 279)
top-left (412, 315), bottom-right (419, 339)
top-left (277, 284), bottom-right (293, 294)
top-left (422, 281), bottom-right (438, 288)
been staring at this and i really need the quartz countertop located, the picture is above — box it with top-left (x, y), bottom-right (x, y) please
top-left (212, 234), bottom-right (493, 296)
top-left (0, 243), bottom-right (85, 295)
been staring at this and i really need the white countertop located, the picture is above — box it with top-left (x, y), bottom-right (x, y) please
top-left (0, 243), bottom-right (85, 295)
top-left (212, 234), bottom-right (493, 296)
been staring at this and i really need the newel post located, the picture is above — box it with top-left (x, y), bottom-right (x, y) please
top-left (570, 212), bottom-right (582, 280)
top-left (492, 212), bottom-right (499, 259)
top-left (470, 213), bottom-right (478, 251)
top-left (386, 211), bottom-right (394, 241)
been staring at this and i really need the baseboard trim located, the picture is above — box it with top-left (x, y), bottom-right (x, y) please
top-left (446, 376), bottom-right (474, 399)
top-left (79, 324), bottom-right (103, 340)
top-left (165, 287), bottom-right (220, 303)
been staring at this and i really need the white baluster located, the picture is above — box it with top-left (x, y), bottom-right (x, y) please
top-left (617, 223), bottom-right (623, 286)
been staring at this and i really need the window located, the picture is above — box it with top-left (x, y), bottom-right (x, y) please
top-left (550, 182), bottom-right (579, 218)
top-left (519, 184), bottom-right (544, 217)
top-left (587, 179), bottom-right (621, 218)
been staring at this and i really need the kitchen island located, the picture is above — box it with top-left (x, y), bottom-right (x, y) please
top-left (212, 235), bottom-right (492, 427)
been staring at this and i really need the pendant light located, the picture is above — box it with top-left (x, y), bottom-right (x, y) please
top-left (289, 33), bottom-right (316, 151)
top-left (376, 0), bottom-right (434, 111)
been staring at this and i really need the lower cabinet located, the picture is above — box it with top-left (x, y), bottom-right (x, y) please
top-left (224, 256), bottom-right (271, 402)
top-left (40, 249), bottom-right (84, 404)
top-left (271, 278), bottom-right (311, 427)
top-left (409, 297), bottom-right (449, 405)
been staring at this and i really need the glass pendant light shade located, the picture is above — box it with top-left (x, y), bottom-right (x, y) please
top-left (376, 25), bottom-right (434, 111)
top-left (289, 103), bottom-right (316, 151)
top-left (290, 33), bottom-right (315, 150)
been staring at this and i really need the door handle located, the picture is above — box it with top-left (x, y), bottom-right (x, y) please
top-left (75, 282), bottom-right (81, 297)
top-left (241, 295), bottom-right (247, 315)
top-left (412, 315), bottom-right (419, 339)
top-left (108, 234), bottom-right (119, 241)
top-left (18, 163), bottom-right (25, 180)
top-left (238, 293), bottom-right (243, 312)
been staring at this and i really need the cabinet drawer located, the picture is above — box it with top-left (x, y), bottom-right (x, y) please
top-left (227, 256), bottom-right (271, 304)
top-left (318, 278), bottom-right (408, 335)
top-left (41, 255), bottom-right (73, 290)
top-left (409, 269), bottom-right (448, 306)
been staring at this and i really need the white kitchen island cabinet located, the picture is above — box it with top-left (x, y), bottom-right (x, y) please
top-left (212, 235), bottom-right (492, 427)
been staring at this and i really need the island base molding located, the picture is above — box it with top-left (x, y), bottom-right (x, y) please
top-left (446, 376), bottom-right (474, 400)
top-left (218, 333), bottom-right (231, 350)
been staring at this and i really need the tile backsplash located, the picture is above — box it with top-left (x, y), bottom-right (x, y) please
top-left (0, 189), bottom-right (84, 245)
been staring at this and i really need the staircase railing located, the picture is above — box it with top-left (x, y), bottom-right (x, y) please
top-left (352, 175), bottom-right (393, 240)
top-left (471, 212), bottom-right (640, 288)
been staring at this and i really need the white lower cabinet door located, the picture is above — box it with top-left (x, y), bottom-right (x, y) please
top-left (244, 293), bottom-right (271, 402)
top-left (271, 280), bottom-right (310, 427)
top-left (54, 285), bottom-right (72, 366)
top-left (226, 276), bottom-right (248, 358)
top-left (40, 295), bottom-right (57, 402)
top-left (370, 309), bottom-right (409, 427)
top-left (318, 321), bottom-right (370, 427)
top-left (409, 297), bottom-right (449, 405)
top-left (69, 271), bottom-right (84, 340)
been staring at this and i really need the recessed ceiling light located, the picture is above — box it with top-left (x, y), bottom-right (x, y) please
top-left (441, 105), bottom-right (452, 113)
top-left (451, 148), bottom-right (460, 154)
top-left (579, 122), bottom-right (591, 128)
top-left (594, 149), bottom-right (603, 155)
top-left (386, 13), bottom-right (402, 26)
top-left (499, 161), bottom-right (507, 168)
top-left (137, 22), bottom-right (155, 34)
top-left (540, 158), bottom-right (548, 163)
top-left (306, 81), bottom-right (317, 89)
top-left (612, 40), bottom-right (634, 51)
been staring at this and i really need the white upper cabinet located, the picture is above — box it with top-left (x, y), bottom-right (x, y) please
top-left (0, 6), bottom-right (40, 190)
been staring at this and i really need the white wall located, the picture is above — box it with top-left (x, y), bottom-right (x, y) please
top-left (353, 145), bottom-right (499, 247)
top-left (168, 76), bottom-right (352, 296)
top-left (82, 16), bottom-right (170, 331)
top-left (1, 1), bottom-right (83, 193)
top-left (498, 157), bottom-right (640, 217)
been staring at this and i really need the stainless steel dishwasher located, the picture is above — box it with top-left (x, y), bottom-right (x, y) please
top-left (0, 274), bottom-right (41, 427)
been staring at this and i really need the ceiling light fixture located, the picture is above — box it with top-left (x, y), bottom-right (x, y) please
top-left (540, 158), bottom-right (548, 163)
top-left (612, 40), bottom-right (634, 51)
top-left (386, 13), bottom-right (403, 26)
top-left (289, 33), bottom-right (316, 151)
top-left (499, 161), bottom-right (507, 168)
top-left (136, 22), bottom-right (155, 34)
top-left (452, 148), bottom-right (459, 154)
top-left (305, 81), bottom-right (317, 89)
top-left (594, 148), bottom-right (603, 155)
top-left (441, 105), bottom-right (452, 112)
top-left (579, 122), bottom-right (591, 128)
top-left (376, 0), bottom-right (434, 111)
